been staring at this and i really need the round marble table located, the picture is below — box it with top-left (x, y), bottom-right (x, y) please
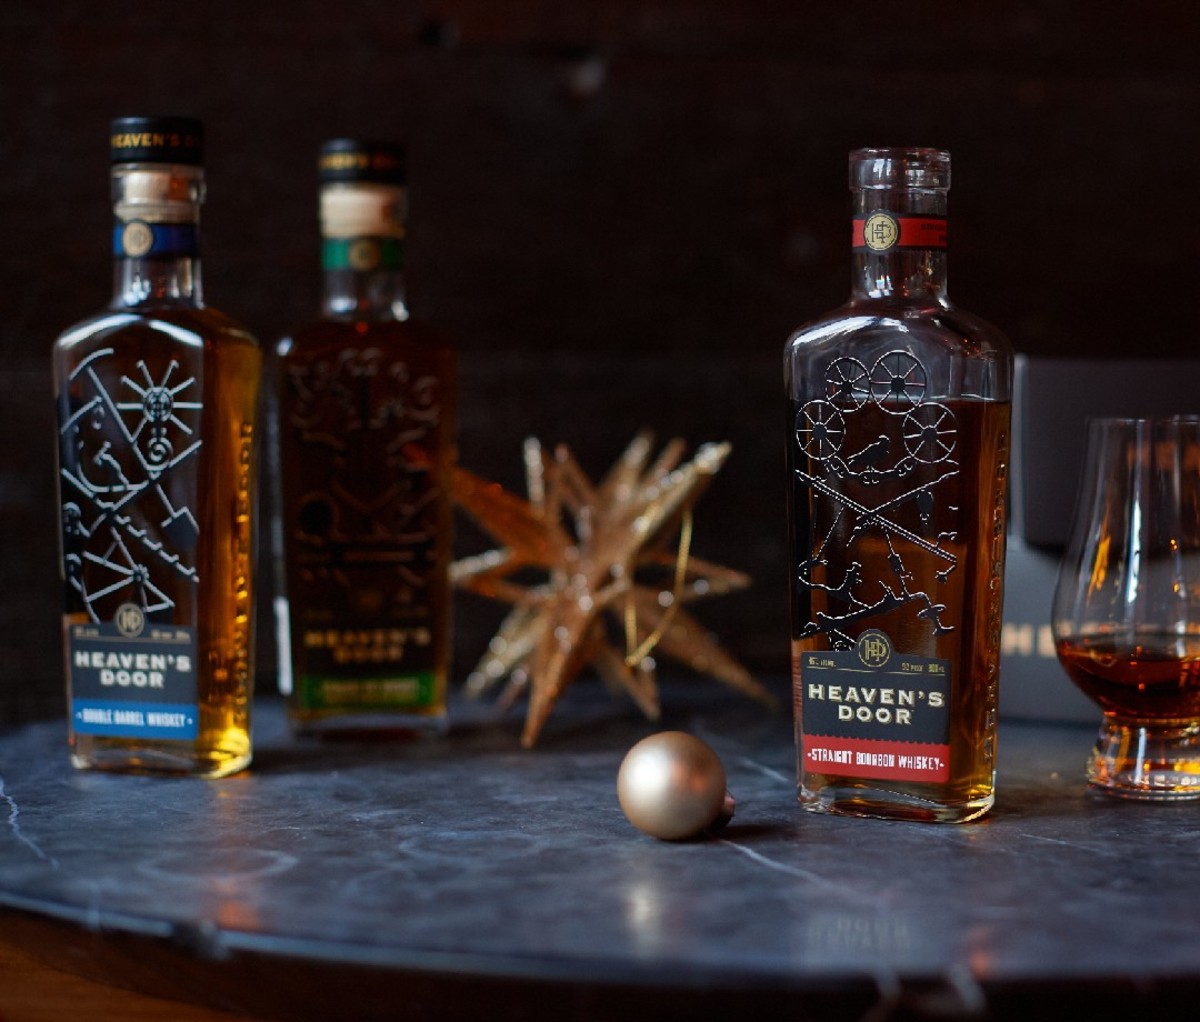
top-left (1, 682), bottom-right (1197, 1020)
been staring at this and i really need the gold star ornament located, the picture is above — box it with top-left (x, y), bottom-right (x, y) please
top-left (451, 432), bottom-right (777, 747)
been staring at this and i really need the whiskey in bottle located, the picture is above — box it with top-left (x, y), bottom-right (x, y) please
top-left (784, 148), bottom-right (1012, 822)
top-left (53, 117), bottom-right (261, 777)
top-left (274, 140), bottom-right (456, 735)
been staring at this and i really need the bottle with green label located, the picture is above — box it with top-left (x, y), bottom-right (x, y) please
top-left (784, 148), bottom-right (1012, 822)
top-left (53, 116), bottom-right (261, 776)
top-left (273, 139), bottom-right (456, 735)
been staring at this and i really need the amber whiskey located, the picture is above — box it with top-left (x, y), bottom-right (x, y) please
top-left (274, 140), bottom-right (456, 734)
top-left (784, 149), bottom-right (1012, 822)
top-left (53, 117), bottom-right (261, 777)
top-left (1055, 635), bottom-right (1200, 721)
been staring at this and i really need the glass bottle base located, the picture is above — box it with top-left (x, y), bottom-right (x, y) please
top-left (289, 708), bottom-right (449, 739)
top-left (1087, 718), bottom-right (1200, 801)
top-left (799, 783), bottom-right (994, 824)
top-left (70, 737), bottom-right (252, 779)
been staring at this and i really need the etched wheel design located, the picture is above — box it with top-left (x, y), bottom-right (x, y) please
top-left (903, 402), bottom-right (958, 463)
top-left (795, 400), bottom-right (845, 460)
top-left (825, 357), bottom-right (870, 410)
top-left (871, 351), bottom-right (927, 413)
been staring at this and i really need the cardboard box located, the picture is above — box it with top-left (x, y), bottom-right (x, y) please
top-left (999, 537), bottom-right (1096, 723)
top-left (1010, 355), bottom-right (1200, 548)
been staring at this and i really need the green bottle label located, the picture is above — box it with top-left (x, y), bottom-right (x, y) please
top-left (322, 236), bottom-right (404, 273)
top-left (297, 671), bottom-right (437, 712)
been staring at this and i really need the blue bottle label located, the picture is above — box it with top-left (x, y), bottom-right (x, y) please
top-left (68, 615), bottom-right (199, 739)
top-left (113, 221), bottom-right (199, 258)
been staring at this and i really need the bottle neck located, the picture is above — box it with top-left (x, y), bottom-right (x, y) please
top-left (110, 164), bottom-right (204, 308)
top-left (321, 259), bottom-right (408, 321)
top-left (850, 188), bottom-right (948, 303)
top-left (320, 183), bottom-right (409, 321)
top-left (114, 251), bottom-right (202, 307)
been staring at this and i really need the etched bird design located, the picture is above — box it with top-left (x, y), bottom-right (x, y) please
top-left (847, 435), bottom-right (890, 471)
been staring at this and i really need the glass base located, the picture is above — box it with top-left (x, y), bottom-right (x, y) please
top-left (70, 738), bottom-right (252, 778)
top-left (1087, 719), bottom-right (1200, 800)
top-left (799, 784), bottom-right (994, 824)
top-left (290, 708), bottom-right (449, 739)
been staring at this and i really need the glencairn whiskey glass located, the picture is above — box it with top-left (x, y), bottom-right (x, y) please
top-left (1053, 416), bottom-right (1200, 799)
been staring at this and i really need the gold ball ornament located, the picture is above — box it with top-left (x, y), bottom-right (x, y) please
top-left (617, 731), bottom-right (735, 840)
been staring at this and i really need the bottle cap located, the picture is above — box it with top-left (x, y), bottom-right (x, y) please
top-left (318, 140), bottom-right (407, 185)
top-left (110, 117), bottom-right (204, 166)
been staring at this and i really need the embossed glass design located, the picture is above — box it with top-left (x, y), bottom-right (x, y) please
top-left (1053, 416), bottom-right (1200, 799)
top-left (273, 141), bottom-right (456, 734)
top-left (52, 118), bottom-right (261, 777)
top-left (784, 148), bottom-right (1013, 822)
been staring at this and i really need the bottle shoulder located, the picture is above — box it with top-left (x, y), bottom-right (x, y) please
top-left (276, 316), bottom-right (456, 363)
top-left (783, 298), bottom-right (1012, 363)
top-left (783, 298), bottom-right (1013, 402)
top-left (54, 304), bottom-right (259, 355)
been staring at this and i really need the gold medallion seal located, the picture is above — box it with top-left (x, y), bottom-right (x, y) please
top-left (863, 213), bottom-right (899, 252)
top-left (348, 238), bottom-right (381, 272)
top-left (114, 602), bottom-right (146, 638)
top-left (121, 221), bottom-right (154, 258)
top-left (856, 629), bottom-right (893, 668)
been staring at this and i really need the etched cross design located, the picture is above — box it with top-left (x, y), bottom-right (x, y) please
top-left (59, 348), bottom-right (202, 623)
top-left (286, 348), bottom-right (442, 601)
top-left (794, 351), bottom-right (959, 648)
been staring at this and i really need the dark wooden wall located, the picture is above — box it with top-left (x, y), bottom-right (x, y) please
top-left (4, 1), bottom-right (1200, 722)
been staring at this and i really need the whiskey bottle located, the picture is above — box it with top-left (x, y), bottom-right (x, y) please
top-left (784, 148), bottom-right (1012, 822)
top-left (273, 140), bottom-right (456, 734)
top-left (53, 117), bottom-right (261, 777)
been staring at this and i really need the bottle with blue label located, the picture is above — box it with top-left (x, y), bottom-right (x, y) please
top-left (52, 116), bottom-right (261, 776)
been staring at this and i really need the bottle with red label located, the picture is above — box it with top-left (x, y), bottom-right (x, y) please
top-left (783, 148), bottom-right (1012, 823)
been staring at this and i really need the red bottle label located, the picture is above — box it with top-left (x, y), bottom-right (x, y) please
top-left (799, 629), bottom-right (951, 784)
top-left (852, 213), bottom-right (947, 252)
